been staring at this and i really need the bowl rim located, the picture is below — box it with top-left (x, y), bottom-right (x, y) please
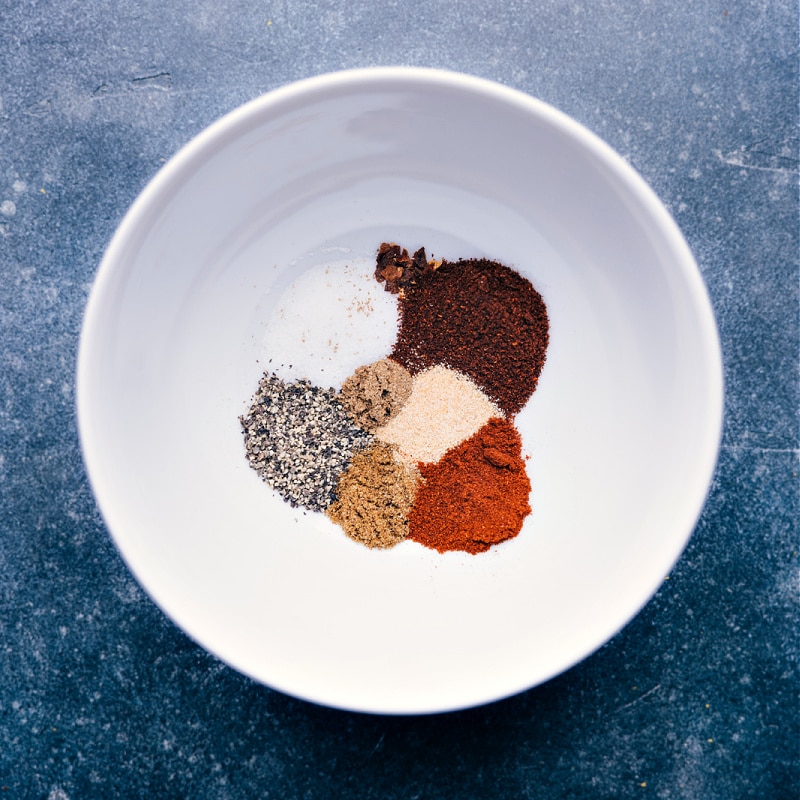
top-left (77, 66), bottom-right (725, 714)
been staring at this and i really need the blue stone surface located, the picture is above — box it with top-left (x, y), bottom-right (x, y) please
top-left (0, 1), bottom-right (797, 797)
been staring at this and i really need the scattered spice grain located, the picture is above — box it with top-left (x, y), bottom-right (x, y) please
top-left (339, 358), bottom-right (413, 432)
top-left (326, 442), bottom-right (421, 548)
top-left (240, 372), bottom-right (372, 511)
top-left (408, 417), bottom-right (531, 554)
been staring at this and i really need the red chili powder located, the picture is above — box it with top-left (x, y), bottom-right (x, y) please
top-left (388, 255), bottom-right (549, 417)
top-left (407, 418), bottom-right (531, 554)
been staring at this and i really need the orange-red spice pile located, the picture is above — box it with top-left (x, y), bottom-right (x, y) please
top-left (408, 418), bottom-right (531, 554)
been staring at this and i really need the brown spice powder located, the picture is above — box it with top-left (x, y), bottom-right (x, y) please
top-left (389, 256), bottom-right (549, 417)
top-left (339, 358), bottom-right (412, 432)
top-left (326, 442), bottom-right (421, 549)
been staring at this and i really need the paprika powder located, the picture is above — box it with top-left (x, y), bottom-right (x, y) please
top-left (408, 418), bottom-right (531, 554)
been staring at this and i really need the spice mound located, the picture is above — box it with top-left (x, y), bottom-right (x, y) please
top-left (391, 255), bottom-right (549, 416)
top-left (376, 364), bottom-right (503, 465)
top-left (241, 373), bottom-right (372, 511)
top-left (408, 418), bottom-right (531, 554)
top-left (240, 242), bottom-right (550, 554)
top-left (339, 358), bottom-right (412, 432)
top-left (326, 442), bottom-right (420, 549)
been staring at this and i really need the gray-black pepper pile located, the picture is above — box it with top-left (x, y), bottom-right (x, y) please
top-left (240, 373), bottom-right (373, 511)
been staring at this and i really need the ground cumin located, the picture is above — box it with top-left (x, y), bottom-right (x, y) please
top-left (388, 254), bottom-right (549, 417)
top-left (407, 418), bottom-right (531, 554)
top-left (326, 442), bottom-right (421, 549)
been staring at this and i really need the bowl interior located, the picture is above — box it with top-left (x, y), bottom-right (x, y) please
top-left (77, 68), bottom-right (722, 714)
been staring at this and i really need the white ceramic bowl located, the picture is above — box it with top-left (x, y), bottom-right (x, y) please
top-left (77, 67), bottom-right (723, 714)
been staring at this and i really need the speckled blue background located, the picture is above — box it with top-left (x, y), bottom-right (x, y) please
top-left (1, 1), bottom-right (797, 797)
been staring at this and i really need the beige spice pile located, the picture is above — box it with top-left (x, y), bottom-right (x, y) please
top-left (326, 442), bottom-right (421, 549)
top-left (376, 364), bottom-right (504, 465)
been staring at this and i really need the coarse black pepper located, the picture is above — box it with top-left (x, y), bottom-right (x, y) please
top-left (240, 373), bottom-right (373, 511)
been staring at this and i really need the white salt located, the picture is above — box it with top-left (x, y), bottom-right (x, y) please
top-left (261, 257), bottom-right (399, 389)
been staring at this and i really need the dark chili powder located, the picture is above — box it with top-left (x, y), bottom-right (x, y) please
top-left (407, 418), bottom-right (531, 554)
top-left (387, 254), bottom-right (549, 417)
